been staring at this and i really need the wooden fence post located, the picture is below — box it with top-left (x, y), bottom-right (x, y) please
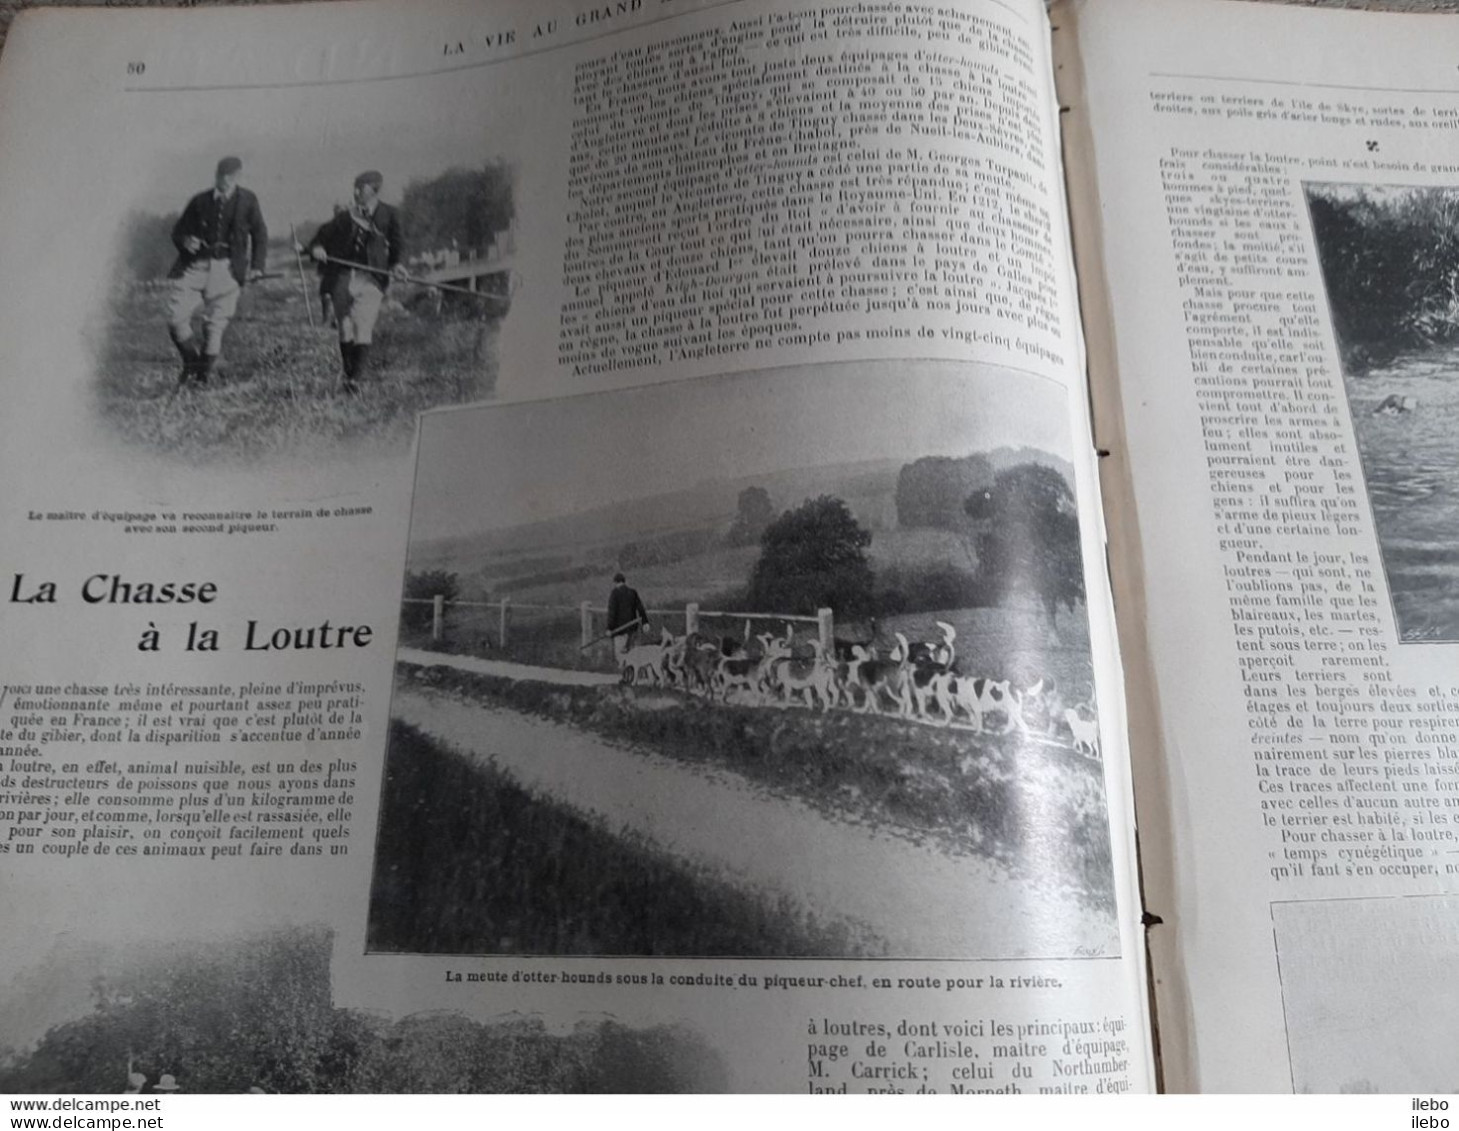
top-left (499, 597), bottom-right (511, 648)
top-left (431, 595), bottom-right (444, 642)
top-left (685, 602), bottom-right (699, 637)
top-left (580, 601), bottom-right (593, 648)
top-left (818, 607), bottom-right (834, 655)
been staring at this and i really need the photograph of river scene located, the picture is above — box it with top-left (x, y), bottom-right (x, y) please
top-left (1307, 183), bottom-right (1459, 642)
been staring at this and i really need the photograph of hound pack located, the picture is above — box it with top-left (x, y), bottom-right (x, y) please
top-left (617, 627), bottom-right (676, 686)
top-left (625, 620), bottom-right (1099, 759)
top-left (380, 363), bottom-right (1118, 962)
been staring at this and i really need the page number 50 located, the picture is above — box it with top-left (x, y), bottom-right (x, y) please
top-left (126, 61), bottom-right (145, 75)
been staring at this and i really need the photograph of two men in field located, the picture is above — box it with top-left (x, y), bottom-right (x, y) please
top-left (92, 143), bottom-right (514, 462)
top-left (367, 363), bottom-right (1120, 962)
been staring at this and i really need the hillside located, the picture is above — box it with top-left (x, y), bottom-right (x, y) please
top-left (408, 446), bottom-right (1071, 588)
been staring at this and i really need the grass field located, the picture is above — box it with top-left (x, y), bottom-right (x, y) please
top-left (443, 527), bottom-right (974, 609)
top-left (368, 720), bottom-right (880, 956)
top-left (395, 664), bottom-right (1116, 914)
top-left (495, 544), bottom-right (762, 609)
top-left (90, 278), bottom-right (503, 463)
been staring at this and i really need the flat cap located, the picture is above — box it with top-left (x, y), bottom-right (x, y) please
top-left (216, 156), bottom-right (243, 176)
top-left (354, 170), bottom-right (384, 189)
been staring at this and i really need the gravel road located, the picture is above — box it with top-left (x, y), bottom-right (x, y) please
top-left (397, 647), bottom-right (620, 688)
top-left (393, 686), bottom-right (1120, 960)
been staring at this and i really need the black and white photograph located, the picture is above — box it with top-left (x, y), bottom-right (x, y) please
top-left (366, 361), bottom-right (1118, 960)
top-left (1306, 182), bottom-right (1459, 642)
top-left (0, 925), bottom-right (726, 1094)
top-left (92, 137), bottom-right (516, 463)
top-left (1273, 895), bottom-right (1459, 1094)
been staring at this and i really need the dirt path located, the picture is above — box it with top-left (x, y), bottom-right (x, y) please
top-left (397, 647), bottom-right (619, 687)
top-left (392, 687), bottom-right (1119, 959)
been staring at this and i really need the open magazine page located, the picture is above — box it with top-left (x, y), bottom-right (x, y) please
top-left (0, 0), bottom-right (1150, 1094)
top-left (1066, 0), bottom-right (1459, 1094)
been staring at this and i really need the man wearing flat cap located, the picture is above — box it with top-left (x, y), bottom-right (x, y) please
top-left (308, 170), bottom-right (407, 392)
top-left (167, 156), bottom-right (268, 386)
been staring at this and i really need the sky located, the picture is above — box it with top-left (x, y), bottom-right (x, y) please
top-left (407, 360), bottom-right (1074, 545)
top-left (127, 133), bottom-right (509, 236)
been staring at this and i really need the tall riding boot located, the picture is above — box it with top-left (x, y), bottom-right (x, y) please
top-left (351, 343), bottom-right (370, 387)
top-left (195, 352), bottom-right (218, 386)
top-left (173, 335), bottom-right (200, 387)
top-left (339, 341), bottom-right (357, 393)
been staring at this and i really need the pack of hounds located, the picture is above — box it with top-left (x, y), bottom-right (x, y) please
top-left (618, 621), bottom-right (1100, 759)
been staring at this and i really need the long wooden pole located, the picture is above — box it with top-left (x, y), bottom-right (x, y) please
top-left (289, 224), bottom-right (316, 329)
top-left (579, 615), bottom-right (643, 651)
top-left (314, 252), bottom-right (506, 300)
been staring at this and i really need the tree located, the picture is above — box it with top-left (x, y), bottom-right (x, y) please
top-left (746, 496), bottom-right (874, 617)
top-left (401, 162), bottom-right (515, 258)
top-left (1308, 185), bottom-right (1459, 365)
top-left (895, 454), bottom-right (992, 529)
top-left (967, 463), bottom-right (1083, 628)
top-left (725, 486), bottom-right (773, 546)
top-left (0, 930), bottom-right (728, 1094)
top-left (0, 928), bottom-right (355, 1095)
top-left (581, 1022), bottom-right (729, 1093)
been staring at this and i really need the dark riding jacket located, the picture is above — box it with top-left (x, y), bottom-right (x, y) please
top-left (169, 187), bottom-right (268, 286)
top-left (607, 584), bottom-right (648, 633)
top-left (308, 202), bottom-right (404, 293)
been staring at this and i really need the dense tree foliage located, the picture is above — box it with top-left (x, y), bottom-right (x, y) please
top-left (1309, 186), bottom-right (1459, 366)
top-left (874, 562), bottom-right (986, 615)
top-left (895, 454), bottom-right (992, 529)
top-left (0, 929), bottom-right (724, 1094)
top-left (967, 463), bottom-right (1084, 627)
top-left (0, 928), bottom-right (354, 1094)
top-left (725, 486), bottom-right (774, 546)
top-left (747, 495), bottom-right (874, 617)
top-left (400, 162), bottom-right (515, 258)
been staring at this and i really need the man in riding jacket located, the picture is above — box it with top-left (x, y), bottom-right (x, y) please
top-left (308, 170), bottom-right (407, 392)
top-left (166, 156), bottom-right (268, 386)
top-left (607, 573), bottom-right (650, 660)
